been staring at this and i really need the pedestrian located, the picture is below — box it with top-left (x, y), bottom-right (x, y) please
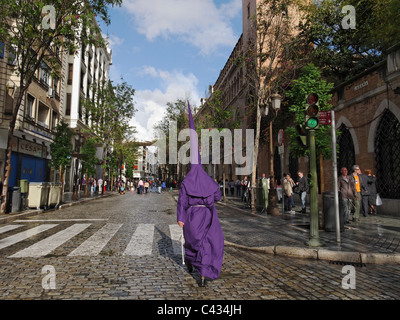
top-left (98, 178), bottom-right (103, 194)
top-left (235, 178), bottom-right (241, 197)
top-left (296, 171), bottom-right (308, 213)
top-left (177, 103), bottom-right (224, 287)
top-left (241, 176), bottom-right (249, 201)
top-left (230, 180), bottom-right (235, 196)
top-left (82, 176), bottom-right (86, 191)
top-left (144, 180), bottom-right (149, 193)
top-left (283, 173), bottom-right (295, 214)
top-left (338, 167), bottom-right (357, 223)
top-left (364, 169), bottom-right (378, 215)
top-left (350, 165), bottom-right (368, 221)
top-left (138, 178), bottom-right (144, 194)
top-left (359, 170), bottom-right (371, 217)
top-left (261, 173), bottom-right (269, 211)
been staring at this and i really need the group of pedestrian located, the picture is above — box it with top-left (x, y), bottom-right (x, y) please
top-left (135, 179), bottom-right (167, 195)
top-left (81, 176), bottom-right (106, 194)
top-left (338, 165), bottom-right (378, 223)
top-left (282, 171), bottom-right (308, 214)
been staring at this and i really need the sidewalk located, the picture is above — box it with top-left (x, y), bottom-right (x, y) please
top-left (0, 190), bottom-right (117, 225)
top-left (172, 190), bottom-right (400, 265)
top-left (221, 195), bottom-right (400, 264)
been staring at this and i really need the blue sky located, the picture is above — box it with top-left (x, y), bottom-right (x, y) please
top-left (100, 0), bottom-right (243, 142)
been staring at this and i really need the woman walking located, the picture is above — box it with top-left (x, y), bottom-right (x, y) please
top-left (177, 102), bottom-right (224, 287)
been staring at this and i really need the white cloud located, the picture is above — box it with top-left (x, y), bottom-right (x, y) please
top-left (131, 67), bottom-right (200, 142)
top-left (122, 0), bottom-right (241, 55)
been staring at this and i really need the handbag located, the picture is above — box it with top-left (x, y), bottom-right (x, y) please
top-left (376, 193), bottom-right (382, 206)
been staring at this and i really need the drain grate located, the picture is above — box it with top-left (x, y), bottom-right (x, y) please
top-left (329, 261), bottom-right (366, 267)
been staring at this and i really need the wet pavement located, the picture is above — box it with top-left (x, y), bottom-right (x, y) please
top-left (0, 189), bottom-right (399, 302)
top-left (1, 189), bottom-right (400, 266)
top-left (215, 193), bottom-right (400, 264)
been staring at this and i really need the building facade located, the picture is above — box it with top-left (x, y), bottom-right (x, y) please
top-left (0, 41), bottom-right (63, 188)
top-left (318, 43), bottom-right (400, 216)
top-left (62, 36), bottom-right (112, 191)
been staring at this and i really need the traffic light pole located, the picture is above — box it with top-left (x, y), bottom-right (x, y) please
top-left (307, 129), bottom-right (322, 247)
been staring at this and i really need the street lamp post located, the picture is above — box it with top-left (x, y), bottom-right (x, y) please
top-left (265, 93), bottom-right (282, 216)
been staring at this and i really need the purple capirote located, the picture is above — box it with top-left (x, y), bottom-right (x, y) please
top-left (176, 102), bottom-right (224, 280)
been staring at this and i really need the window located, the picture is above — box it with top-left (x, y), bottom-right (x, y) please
top-left (53, 75), bottom-right (59, 96)
top-left (51, 111), bottom-right (58, 130)
top-left (66, 93), bottom-right (71, 116)
top-left (68, 63), bottom-right (73, 85)
top-left (375, 110), bottom-right (400, 199)
top-left (37, 102), bottom-right (49, 129)
top-left (337, 125), bottom-right (355, 176)
top-left (40, 62), bottom-right (50, 87)
top-left (26, 94), bottom-right (35, 120)
top-left (7, 44), bottom-right (17, 65)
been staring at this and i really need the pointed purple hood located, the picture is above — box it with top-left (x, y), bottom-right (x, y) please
top-left (180, 102), bottom-right (219, 198)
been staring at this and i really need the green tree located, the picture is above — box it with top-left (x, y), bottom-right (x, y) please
top-left (299, 0), bottom-right (400, 83)
top-left (154, 98), bottom-right (189, 182)
top-left (49, 121), bottom-right (73, 203)
top-left (0, 0), bottom-right (122, 213)
top-left (83, 78), bottom-right (137, 192)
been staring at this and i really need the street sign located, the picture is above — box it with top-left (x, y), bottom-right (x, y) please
top-left (319, 111), bottom-right (332, 125)
top-left (278, 129), bottom-right (284, 146)
top-left (278, 145), bottom-right (284, 155)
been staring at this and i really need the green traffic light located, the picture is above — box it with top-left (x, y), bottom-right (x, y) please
top-left (306, 117), bottom-right (319, 129)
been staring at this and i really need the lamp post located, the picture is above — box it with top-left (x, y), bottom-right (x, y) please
top-left (264, 93), bottom-right (282, 216)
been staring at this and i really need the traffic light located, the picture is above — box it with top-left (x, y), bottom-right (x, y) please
top-left (305, 93), bottom-right (319, 130)
top-left (296, 124), bottom-right (307, 146)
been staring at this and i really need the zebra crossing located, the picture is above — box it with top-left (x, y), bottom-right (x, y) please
top-left (0, 221), bottom-right (185, 259)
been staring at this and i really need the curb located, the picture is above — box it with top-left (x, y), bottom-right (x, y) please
top-left (224, 240), bottom-right (400, 265)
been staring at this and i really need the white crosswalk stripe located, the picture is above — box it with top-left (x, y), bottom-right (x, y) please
top-left (1, 223), bottom-right (182, 258)
top-left (0, 224), bottom-right (58, 251)
top-left (123, 224), bottom-right (155, 256)
top-left (0, 225), bottom-right (24, 235)
top-left (68, 223), bottom-right (123, 257)
top-left (9, 224), bottom-right (91, 258)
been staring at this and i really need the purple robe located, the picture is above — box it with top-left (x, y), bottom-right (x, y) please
top-left (177, 179), bottom-right (224, 280)
top-left (176, 102), bottom-right (224, 280)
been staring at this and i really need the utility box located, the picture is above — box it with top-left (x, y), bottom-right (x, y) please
top-left (18, 180), bottom-right (29, 194)
top-left (47, 183), bottom-right (62, 208)
top-left (27, 182), bottom-right (50, 209)
top-left (6, 187), bottom-right (21, 213)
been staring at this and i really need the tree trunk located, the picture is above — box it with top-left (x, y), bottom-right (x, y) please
top-left (251, 102), bottom-right (261, 212)
top-left (267, 121), bottom-right (280, 215)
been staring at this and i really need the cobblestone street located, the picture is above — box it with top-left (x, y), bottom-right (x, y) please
top-left (0, 191), bottom-right (399, 302)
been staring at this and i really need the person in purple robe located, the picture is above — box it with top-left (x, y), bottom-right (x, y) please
top-left (177, 102), bottom-right (224, 287)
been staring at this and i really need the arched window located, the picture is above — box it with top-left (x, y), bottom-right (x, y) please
top-left (375, 110), bottom-right (400, 199)
top-left (337, 125), bottom-right (355, 176)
